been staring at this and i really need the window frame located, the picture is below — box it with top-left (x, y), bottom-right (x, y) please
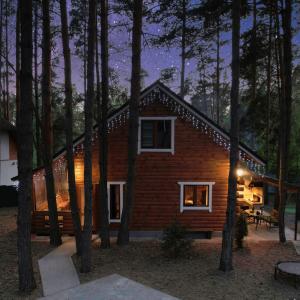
top-left (107, 181), bottom-right (125, 223)
top-left (138, 116), bottom-right (176, 154)
top-left (178, 182), bottom-right (215, 213)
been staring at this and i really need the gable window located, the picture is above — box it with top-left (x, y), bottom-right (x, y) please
top-left (108, 182), bottom-right (125, 223)
top-left (138, 117), bottom-right (176, 154)
top-left (178, 182), bottom-right (215, 213)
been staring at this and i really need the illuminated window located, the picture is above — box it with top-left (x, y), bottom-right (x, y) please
top-left (178, 182), bottom-right (215, 212)
top-left (138, 117), bottom-right (176, 154)
top-left (108, 182), bottom-right (125, 222)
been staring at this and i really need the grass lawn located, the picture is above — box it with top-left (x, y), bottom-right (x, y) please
top-left (73, 238), bottom-right (300, 300)
top-left (0, 207), bottom-right (51, 300)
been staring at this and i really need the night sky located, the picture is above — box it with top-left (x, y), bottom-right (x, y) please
top-left (5, 2), bottom-right (300, 97)
top-left (69, 8), bottom-right (300, 96)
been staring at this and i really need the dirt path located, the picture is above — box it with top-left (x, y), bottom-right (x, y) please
top-left (73, 239), bottom-right (300, 300)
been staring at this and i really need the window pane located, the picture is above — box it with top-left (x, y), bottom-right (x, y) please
top-left (157, 120), bottom-right (171, 148)
top-left (110, 184), bottom-right (121, 220)
top-left (184, 186), bottom-right (194, 206)
top-left (184, 185), bottom-right (209, 207)
top-left (141, 120), bottom-right (154, 148)
top-left (34, 179), bottom-right (48, 211)
top-left (195, 185), bottom-right (209, 207)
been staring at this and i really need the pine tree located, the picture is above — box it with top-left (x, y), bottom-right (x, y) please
top-left (278, 0), bottom-right (292, 243)
top-left (148, 0), bottom-right (193, 97)
top-left (98, 0), bottom-right (110, 248)
top-left (117, 0), bottom-right (143, 246)
top-left (17, 0), bottom-right (36, 292)
top-left (219, 0), bottom-right (241, 272)
top-left (59, 0), bottom-right (82, 255)
top-left (81, 0), bottom-right (96, 273)
top-left (41, 0), bottom-right (62, 247)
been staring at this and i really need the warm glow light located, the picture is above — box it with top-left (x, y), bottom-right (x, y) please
top-left (237, 168), bottom-right (244, 177)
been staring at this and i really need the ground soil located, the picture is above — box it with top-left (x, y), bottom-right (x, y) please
top-left (0, 207), bottom-right (51, 300)
top-left (73, 238), bottom-right (300, 300)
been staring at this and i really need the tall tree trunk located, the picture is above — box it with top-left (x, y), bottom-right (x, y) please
top-left (219, 0), bottom-right (241, 272)
top-left (117, 0), bottom-right (143, 246)
top-left (15, 0), bottom-right (20, 123)
top-left (81, 0), bottom-right (96, 273)
top-left (83, 0), bottom-right (87, 100)
top-left (99, 0), bottom-right (110, 248)
top-left (278, 0), bottom-right (292, 243)
top-left (59, 0), bottom-right (82, 255)
top-left (216, 17), bottom-right (220, 125)
top-left (179, 0), bottom-right (186, 98)
top-left (264, 10), bottom-right (272, 206)
top-left (34, 0), bottom-right (41, 167)
top-left (4, 0), bottom-right (8, 120)
top-left (0, 0), bottom-right (2, 117)
top-left (41, 0), bottom-right (62, 247)
top-left (251, 0), bottom-right (257, 105)
top-left (17, 0), bottom-right (36, 292)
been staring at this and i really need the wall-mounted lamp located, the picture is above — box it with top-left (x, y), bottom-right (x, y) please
top-left (237, 168), bottom-right (244, 177)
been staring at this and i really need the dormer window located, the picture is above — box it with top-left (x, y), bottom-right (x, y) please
top-left (138, 117), bottom-right (176, 154)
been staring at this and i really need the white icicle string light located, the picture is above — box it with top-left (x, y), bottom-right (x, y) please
top-left (33, 87), bottom-right (265, 178)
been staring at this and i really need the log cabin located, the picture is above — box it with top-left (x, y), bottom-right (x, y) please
top-left (31, 81), bottom-right (266, 236)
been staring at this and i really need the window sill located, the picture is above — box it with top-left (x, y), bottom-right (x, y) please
top-left (138, 148), bottom-right (174, 154)
top-left (181, 207), bottom-right (211, 212)
top-left (109, 219), bottom-right (121, 223)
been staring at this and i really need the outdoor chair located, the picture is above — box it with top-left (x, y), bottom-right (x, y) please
top-left (275, 261), bottom-right (300, 288)
top-left (261, 209), bottom-right (279, 229)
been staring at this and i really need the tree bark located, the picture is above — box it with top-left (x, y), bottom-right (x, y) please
top-left (219, 0), bottom-right (241, 272)
top-left (15, 0), bottom-right (20, 123)
top-left (41, 0), bottom-right (62, 247)
top-left (17, 0), bottom-right (36, 292)
top-left (99, 0), bottom-right (110, 248)
top-left (59, 0), bottom-right (82, 255)
top-left (34, 0), bottom-right (41, 167)
top-left (81, 0), bottom-right (96, 273)
top-left (117, 0), bottom-right (143, 246)
top-left (216, 17), bottom-right (220, 125)
top-left (264, 10), bottom-right (272, 205)
top-left (0, 0), bottom-right (2, 116)
top-left (251, 0), bottom-right (257, 105)
top-left (83, 0), bottom-right (87, 100)
top-left (278, 0), bottom-right (292, 243)
top-left (179, 0), bottom-right (186, 98)
top-left (4, 0), bottom-right (8, 120)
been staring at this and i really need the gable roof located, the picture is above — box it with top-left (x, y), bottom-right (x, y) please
top-left (40, 81), bottom-right (266, 175)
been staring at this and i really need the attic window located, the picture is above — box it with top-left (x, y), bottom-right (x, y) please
top-left (138, 117), bottom-right (176, 154)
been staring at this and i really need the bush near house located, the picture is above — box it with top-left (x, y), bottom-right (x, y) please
top-left (0, 186), bottom-right (18, 207)
top-left (161, 220), bottom-right (192, 258)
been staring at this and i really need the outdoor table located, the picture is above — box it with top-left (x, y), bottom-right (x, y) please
top-left (275, 261), bottom-right (300, 288)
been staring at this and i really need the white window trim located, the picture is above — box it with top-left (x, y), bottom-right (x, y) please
top-left (138, 116), bottom-right (176, 155)
top-left (178, 181), bottom-right (215, 213)
top-left (107, 181), bottom-right (125, 223)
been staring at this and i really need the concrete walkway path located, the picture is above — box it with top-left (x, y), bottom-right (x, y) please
top-left (39, 274), bottom-right (179, 300)
top-left (38, 238), bottom-right (80, 297)
top-left (38, 239), bottom-right (179, 299)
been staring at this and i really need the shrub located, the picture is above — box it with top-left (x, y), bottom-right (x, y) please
top-left (235, 213), bottom-right (248, 248)
top-left (161, 220), bottom-right (192, 258)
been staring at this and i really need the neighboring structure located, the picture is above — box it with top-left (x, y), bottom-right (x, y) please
top-left (0, 119), bottom-right (18, 186)
top-left (31, 81), bottom-right (266, 235)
